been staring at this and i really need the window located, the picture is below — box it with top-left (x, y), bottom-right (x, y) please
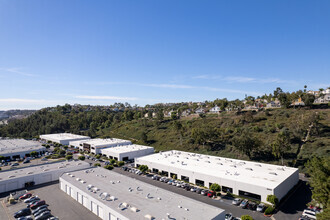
top-left (222, 186), bottom-right (233, 193)
top-left (195, 179), bottom-right (204, 187)
top-left (181, 175), bottom-right (189, 182)
top-left (161, 171), bottom-right (169, 176)
top-left (152, 168), bottom-right (159, 173)
top-left (170, 173), bottom-right (177, 179)
top-left (122, 157), bottom-right (129, 161)
top-left (209, 182), bottom-right (213, 188)
top-left (238, 190), bottom-right (261, 201)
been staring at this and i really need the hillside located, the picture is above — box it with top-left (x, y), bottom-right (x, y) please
top-left (0, 105), bottom-right (328, 171)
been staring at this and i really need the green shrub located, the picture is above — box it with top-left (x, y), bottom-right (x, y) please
top-left (95, 154), bottom-right (101, 159)
top-left (266, 195), bottom-right (278, 207)
top-left (94, 163), bottom-right (101, 167)
top-left (139, 165), bottom-right (148, 173)
top-left (264, 206), bottom-right (274, 215)
top-left (45, 155), bottom-right (51, 159)
top-left (110, 159), bottom-right (116, 164)
top-left (117, 161), bottom-right (125, 166)
top-left (66, 152), bottom-right (73, 156)
top-left (104, 165), bottom-right (114, 170)
top-left (51, 154), bottom-right (60, 159)
top-left (65, 155), bottom-right (73, 160)
top-left (241, 215), bottom-right (253, 220)
top-left (210, 183), bottom-right (221, 192)
top-left (78, 155), bottom-right (85, 161)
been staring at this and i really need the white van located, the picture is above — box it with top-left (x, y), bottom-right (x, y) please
top-left (302, 209), bottom-right (317, 219)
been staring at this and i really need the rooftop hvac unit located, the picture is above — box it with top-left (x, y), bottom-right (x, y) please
top-left (144, 214), bottom-right (154, 220)
top-left (130, 206), bottom-right (139, 212)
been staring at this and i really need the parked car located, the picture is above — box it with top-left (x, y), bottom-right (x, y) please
top-left (11, 162), bottom-right (19, 166)
top-left (207, 191), bottom-right (216, 198)
top-left (24, 196), bottom-right (39, 203)
top-left (225, 213), bottom-right (233, 220)
top-left (201, 190), bottom-right (209, 196)
top-left (30, 200), bottom-right (46, 210)
top-left (41, 158), bottom-right (48, 161)
top-left (34, 208), bottom-right (51, 217)
top-left (32, 205), bottom-right (50, 215)
top-left (17, 216), bottom-right (33, 220)
top-left (14, 208), bottom-right (31, 218)
top-left (190, 187), bottom-right (197, 192)
top-left (256, 203), bottom-right (266, 212)
top-left (240, 199), bottom-right (248, 209)
top-left (232, 198), bottom-right (242, 206)
top-left (247, 202), bottom-right (257, 210)
top-left (302, 209), bottom-right (317, 219)
top-left (151, 175), bottom-right (160, 180)
top-left (23, 159), bottom-right (30, 164)
top-left (196, 188), bottom-right (203, 194)
top-left (20, 193), bottom-right (32, 200)
top-left (47, 217), bottom-right (59, 220)
top-left (185, 185), bottom-right (192, 191)
top-left (35, 211), bottom-right (51, 220)
top-left (27, 200), bottom-right (41, 208)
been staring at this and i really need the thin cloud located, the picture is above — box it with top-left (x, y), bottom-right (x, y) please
top-left (0, 68), bottom-right (36, 77)
top-left (192, 74), bottom-right (221, 80)
top-left (75, 95), bottom-right (138, 101)
top-left (0, 98), bottom-right (46, 103)
top-left (141, 83), bottom-right (194, 89)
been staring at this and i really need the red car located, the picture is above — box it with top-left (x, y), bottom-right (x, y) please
top-left (30, 200), bottom-right (46, 210)
top-left (19, 193), bottom-right (32, 200)
top-left (207, 191), bottom-right (216, 197)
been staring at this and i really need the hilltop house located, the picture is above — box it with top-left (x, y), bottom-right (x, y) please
top-left (209, 105), bottom-right (221, 113)
top-left (181, 109), bottom-right (191, 117)
top-left (195, 107), bottom-right (205, 114)
top-left (292, 97), bottom-right (305, 106)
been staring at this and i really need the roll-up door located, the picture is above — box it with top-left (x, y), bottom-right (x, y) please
top-left (67, 186), bottom-right (71, 196)
top-left (98, 206), bottom-right (103, 219)
top-left (77, 192), bottom-right (82, 204)
top-left (70, 187), bottom-right (75, 199)
top-left (83, 195), bottom-right (89, 209)
top-left (91, 201), bottom-right (98, 215)
top-left (110, 214), bottom-right (116, 220)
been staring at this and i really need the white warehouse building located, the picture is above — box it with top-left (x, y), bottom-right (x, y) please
top-left (69, 138), bottom-right (132, 154)
top-left (135, 150), bottom-right (299, 203)
top-left (0, 139), bottom-right (46, 160)
top-left (100, 144), bottom-right (154, 161)
top-left (60, 167), bottom-right (226, 220)
top-left (0, 160), bottom-right (90, 194)
top-left (40, 133), bottom-right (91, 145)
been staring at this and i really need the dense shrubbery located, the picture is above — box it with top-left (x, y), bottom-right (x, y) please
top-left (104, 165), bottom-right (114, 170)
top-left (138, 165), bottom-right (148, 173)
top-left (241, 215), bottom-right (253, 220)
top-left (78, 155), bottom-right (85, 160)
top-left (210, 183), bottom-right (221, 192)
top-left (94, 163), bottom-right (101, 167)
top-left (264, 207), bottom-right (275, 215)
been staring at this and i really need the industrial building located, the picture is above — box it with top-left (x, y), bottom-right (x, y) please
top-left (69, 138), bottom-right (132, 154)
top-left (100, 144), bottom-right (154, 161)
top-left (0, 160), bottom-right (90, 194)
top-left (0, 139), bottom-right (46, 159)
top-left (60, 167), bottom-right (225, 220)
top-left (135, 150), bottom-right (299, 203)
top-left (40, 133), bottom-right (91, 145)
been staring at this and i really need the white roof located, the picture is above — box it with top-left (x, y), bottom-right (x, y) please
top-left (136, 150), bottom-right (298, 189)
top-left (0, 160), bottom-right (90, 181)
top-left (0, 139), bottom-right (45, 155)
top-left (61, 167), bottom-right (224, 220)
top-left (40, 133), bottom-right (90, 141)
top-left (78, 138), bottom-right (131, 147)
top-left (100, 144), bottom-right (153, 154)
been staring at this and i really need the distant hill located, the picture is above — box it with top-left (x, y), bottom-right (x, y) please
top-left (0, 109), bottom-right (36, 120)
top-left (0, 104), bottom-right (328, 171)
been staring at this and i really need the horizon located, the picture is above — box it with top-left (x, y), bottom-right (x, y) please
top-left (1, 0), bottom-right (330, 110)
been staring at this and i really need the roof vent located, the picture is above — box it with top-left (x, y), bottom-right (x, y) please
top-left (245, 168), bottom-right (253, 171)
top-left (277, 167), bottom-right (285, 171)
top-left (76, 178), bottom-right (81, 181)
top-left (255, 164), bottom-right (262, 167)
top-left (178, 205), bottom-right (182, 208)
top-left (157, 197), bottom-right (161, 200)
top-left (269, 172), bottom-right (277, 175)
top-left (43, 169), bottom-right (49, 171)
top-left (144, 214), bottom-right (154, 220)
top-left (27, 172), bottom-right (33, 174)
top-left (8, 175), bottom-right (15, 178)
top-left (185, 208), bottom-right (189, 211)
top-left (130, 206), bottom-right (139, 212)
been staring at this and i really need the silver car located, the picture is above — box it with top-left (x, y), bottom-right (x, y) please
top-left (232, 198), bottom-right (242, 206)
top-left (257, 203), bottom-right (266, 212)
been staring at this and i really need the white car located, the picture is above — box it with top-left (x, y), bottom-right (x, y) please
top-left (302, 209), bottom-right (317, 219)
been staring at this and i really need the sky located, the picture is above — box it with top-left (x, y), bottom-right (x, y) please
top-left (0, 0), bottom-right (329, 110)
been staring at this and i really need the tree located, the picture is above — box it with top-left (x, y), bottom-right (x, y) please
top-left (210, 183), bottom-right (221, 192)
top-left (110, 159), bottom-right (116, 164)
top-left (267, 195), bottom-right (279, 207)
top-left (30, 151), bottom-right (38, 157)
top-left (104, 165), bottom-right (114, 170)
top-left (59, 150), bottom-right (66, 156)
top-left (94, 163), bottom-right (101, 167)
top-left (302, 93), bottom-right (315, 107)
top-left (272, 128), bottom-right (291, 165)
top-left (63, 145), bottom-right (68, 150)
top-left (173, 121), bottom-right (183, 145)
top-left (264, 206), bottom-right (275, 215)
top-left (232, 130), bottom-right (260, 158)
top-left (118, 161), bottom-right (125, 166)
top-left (141, 131), bottom-right (148, 143)
top-left (95, 154), bottom-right (101, 159)
top-left (278, 92), bottom-right (291, 108)
top-left (305, 156), bottom-right (330, 219)
top-left (241, 215), bottom-right (253, 220)
top-left (273, 87), bottom-right (283, 98)
top-left (78, 155), bottom-right (85, 160)
top-left (171, 111), bottom-right (178, 120)
top-left (157, 109), bottom-right (164, 121)
top-left (138, 165), bottom-right (148, 173)
top-left (148, 111), bottom-right (153, 119)
top-left (65, 155), bottom-right (73, 160)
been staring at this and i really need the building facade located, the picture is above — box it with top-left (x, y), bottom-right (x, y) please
top-left (40, 133), bottom-right (91, 145)
top-left (0, 139), bottom-right (46, 160)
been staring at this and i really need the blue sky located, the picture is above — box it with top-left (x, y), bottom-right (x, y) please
top-left (0, 0), bottom-right (329, 110)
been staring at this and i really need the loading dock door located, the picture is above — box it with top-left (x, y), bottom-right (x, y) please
top-left (91, 201), bottom-right (98, 215)
top-left (7, 181), bottom-right (19, 191)
top-left (70, 188), bottom-right (75, 199)
top-left (67, 186), bottom-right (71, 196)
top-left (98, 206), bottom-right (104, 218)
top-left (83, 195), bottom-right (89, 209)
top-left (77, 192), bottom-right (82, 204)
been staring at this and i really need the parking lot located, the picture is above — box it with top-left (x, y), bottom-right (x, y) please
top-left (114, 165), bottom-right (311, 220)
top-left (0, 182), bottom-right (99, 220)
